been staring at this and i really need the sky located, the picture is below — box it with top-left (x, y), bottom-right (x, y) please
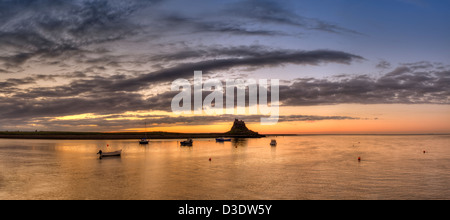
top-left (0, 0), bottom-right (449, 134)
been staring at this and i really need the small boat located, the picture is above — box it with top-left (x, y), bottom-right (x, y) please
top-left (97, 150), bottom-right (122, 159)
top-left (180, 139), bottom-right (193, 146)
top-left (216, 137), bottom-right (232, 142)
top-left (270, 140), bottom-right (277, 146)
top-left (139, 138), bottom-right (149, 144)
top-left (139, 122), bottom-right (150, 144)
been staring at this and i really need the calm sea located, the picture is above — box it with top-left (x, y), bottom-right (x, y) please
top-left (0, 135), bottom-right (449, 200)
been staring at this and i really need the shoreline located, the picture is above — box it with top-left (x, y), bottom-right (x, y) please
top-left (0, 131), bottom-right (266, 140)
top-left (0, 132), bottom-right (447, 140)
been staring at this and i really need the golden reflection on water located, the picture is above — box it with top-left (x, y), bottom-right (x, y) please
top-left (1, 135), bottom-right (450, 200)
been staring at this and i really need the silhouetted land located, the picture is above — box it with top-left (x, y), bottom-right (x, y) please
top-left (0, 119), bottom-right (266, 140)
top-left (0, 131), bottom-right (264, 140)
top-left (1, 131), bottom-right (447, 140)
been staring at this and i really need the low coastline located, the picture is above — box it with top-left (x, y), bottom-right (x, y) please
top-left (0, 131), bottom-right (447, 140)
top-left (0, 131), bottom-right (266, 140)
top-left (0, 119), bottom-right (267, 140)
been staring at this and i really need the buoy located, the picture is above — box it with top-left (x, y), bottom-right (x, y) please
top-left (209, 158), bottom-right (212, 161)
top-left (358, 157), bottom-right (361, 161)
top-left (423, 150), bottom-right (426, 154)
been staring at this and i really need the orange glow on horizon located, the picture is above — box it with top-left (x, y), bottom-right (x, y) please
top-left (125, 123), bottom-right (231, 134)
top-left (158, 105), bottom-right (448, 134)
top-left (49, 104), bottom-right (450, 134)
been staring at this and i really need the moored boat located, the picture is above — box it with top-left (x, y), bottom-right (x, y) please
top-left (270, 140), bottom-right (277, 146)
top-left (139, 122), bottom-right (150, 144)
top-left (139, 138), bottom-right (149, 144)
top-left (97, 150), bottom-right (122, 159)
top-left (180, 139), bottom-right (193, 146)
top-left (216, 137), bottom-right (232, 142)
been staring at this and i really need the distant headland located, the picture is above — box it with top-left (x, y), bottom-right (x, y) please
top-left (0, 119), bottom-right (265, 140)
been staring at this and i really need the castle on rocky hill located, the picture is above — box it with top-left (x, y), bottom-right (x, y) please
top-left (225, 119), bottom-right (264, 137)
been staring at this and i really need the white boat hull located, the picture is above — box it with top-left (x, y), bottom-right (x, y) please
top-left (98, 150), bottom-right (122, 159)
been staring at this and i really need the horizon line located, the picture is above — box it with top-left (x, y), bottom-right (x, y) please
top-left (1, 130), bottom-right (449, 136)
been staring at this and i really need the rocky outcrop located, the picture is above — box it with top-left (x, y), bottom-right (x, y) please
top-left (225, 119), bottom-right (264, 137)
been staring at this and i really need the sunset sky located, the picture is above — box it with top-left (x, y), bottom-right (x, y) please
top-left (0, 0), bottom-right (449, 134)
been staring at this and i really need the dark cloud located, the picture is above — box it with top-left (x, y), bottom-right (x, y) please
top-left (117, 48), bottom-right (364, 92)
top-left (0, 113), bottom-right (361, 132)
top-left (0, 62), bottom-right (448, 131)
top-left (0, 91), bottom-right (152, 120)
top-left (156, 13), bottom-right (286, 37)
top-left (121, 62), bottom-right (450, 111)
top-left (376, 60), bottom-right (392, 70)
top-left (3, 58), bottom-right (447, 129)
top-left (224, 0), bottom-right (363, 35)
top-left (0, 46), bottom-right (364, 119)
top-left (149, 45), bottom-right (273, 62)
top-left (280, 63), bottom-right (450, 106)
top-left (0, 0), bottom-right (160, 69)
top-left (149, 45), bottom-right (364, 64)
top-left (0, 67), bottom-right (11, 73)
top-left (152, 0), bottom-right (363, 39)
top-left (0, 0), bottom-right (363, 70)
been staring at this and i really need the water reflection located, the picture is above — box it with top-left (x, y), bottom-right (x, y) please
top-left (1, 135), bottom-right (450, 199)
top-left (231, 138), bottom-right (248, 148)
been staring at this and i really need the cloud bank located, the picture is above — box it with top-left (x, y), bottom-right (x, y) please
top-left (0, 0), bottom-right (448, 131)
top-left (280, 63), bottom-right (450, 106)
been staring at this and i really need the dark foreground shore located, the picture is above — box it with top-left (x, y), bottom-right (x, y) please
top-left (0, 131), bottom-right (265, 140)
